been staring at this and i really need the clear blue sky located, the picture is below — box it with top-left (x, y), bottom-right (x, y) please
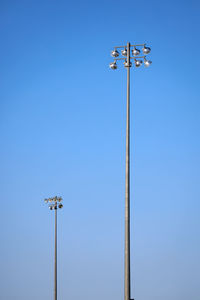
top-left (1, 0), bottom-right (200, 299)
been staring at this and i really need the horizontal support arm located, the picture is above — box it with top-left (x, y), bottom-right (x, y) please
top-left (130, 56), bottom-right (146, 59)
top-left (114, 56), bottom-right (146, 61)
top-left (114, 57), bottom-right (126, 61)
top-left (131, 44), bottom-right (145, 47)
top-left (114, 44), bottom-right (145, 49)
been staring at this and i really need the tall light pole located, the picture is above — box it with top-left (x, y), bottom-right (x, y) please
top-left (44, 196), bottom-right (63, 300)
top-left (109, 42), bottom-right (152, 300)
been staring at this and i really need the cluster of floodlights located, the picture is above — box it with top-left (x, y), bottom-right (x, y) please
top-left (109, 44), bottom-right (152, 70)
top-left (44, 196), bottom-right (63, 210)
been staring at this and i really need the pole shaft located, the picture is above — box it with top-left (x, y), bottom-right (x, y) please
top-left (55, 207), bottom-right (57, 300)
top-left (125, 42), bottom-right (131, 300)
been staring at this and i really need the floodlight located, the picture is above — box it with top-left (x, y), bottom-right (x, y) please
top-left (144, 57), bottom-right (152, 67)
top-left (132, 47), bottom-right (140, 56)
top-left (111, 49), bottom-right (119, 57)
top-left (124, 61), bottom-right (132, 67)
top-left (121, 48), bottom-right (127, 56)
top-left (134, 59), bottom-right (143, 67)
top-left (109, 62), bottom-right (117, 70)
top-left (142, 46), bottom-right (151, 54)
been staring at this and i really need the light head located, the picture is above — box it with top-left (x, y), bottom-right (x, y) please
top-left (121, 48), bottom-right (127, 56)
top-left (111, 49), bottom-right (119, 57)
top-left (142, 46), bottom-right (151, 54)
top-left (109, 61), bottom-right (117, 70)
top-left (144, 57), bottom-right (152, 67)
top-left (124, 61), bottom-right (132, 68)
top-left (132, 47), bottom-right (140, 56)
top-left (134, 59), bottom-right (143, 67)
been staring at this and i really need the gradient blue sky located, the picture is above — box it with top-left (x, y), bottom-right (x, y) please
top-left (1, 0), bottom-right (200, 299)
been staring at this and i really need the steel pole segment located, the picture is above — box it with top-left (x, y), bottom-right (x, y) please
top-left (55, 206), bottom-right (57, 300)
top-left (125, 42), bottom-right (131, 300)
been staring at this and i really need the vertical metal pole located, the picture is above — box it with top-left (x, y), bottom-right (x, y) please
top-left (55, 206), bottom-right (57, 300)
top-left (125, 42), bottom-right (131, 300)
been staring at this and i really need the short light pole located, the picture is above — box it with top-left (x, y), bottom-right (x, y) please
top-left (44, 196), bottom-right (63, 300)
top-left (109, 42), bottom-right (152, 300)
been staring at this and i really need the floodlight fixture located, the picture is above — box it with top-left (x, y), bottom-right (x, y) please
top-left (132, 47), bottom-right (140, 56)
top-left (134, 59), bottom-right (143, 67)
top-left (121, 48), bottom-right (127, 56)
top-left (142, 45), bottom-right (151, 54)
top-left (144, 57), bottom-right (152, 67)
top-left (124, 61), bottom-right (132, 68)
top-left (111, 49), bottom-right (119, 57)
top-left (109, 61), bottom-right (117, 70)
